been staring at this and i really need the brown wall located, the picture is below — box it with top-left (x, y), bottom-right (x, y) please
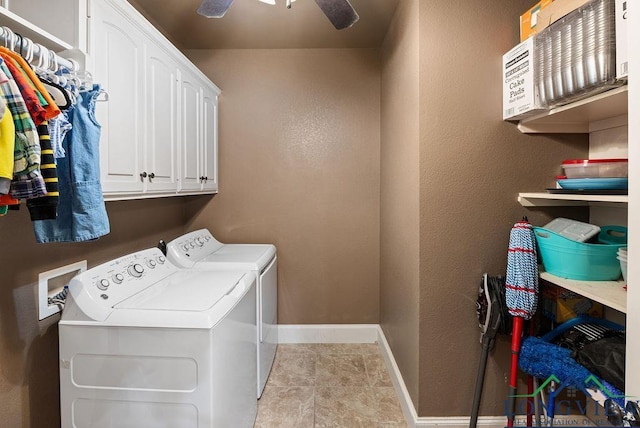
top-left (0, 198), bottom-right (188, 427)
top-left (184, 48), bottom-right (381, 324)
top-left (380, 0), bottom-right (420, 410)
top-left (0, 6), bottom-right (596, 424)
top-left (416, 0), bottom-right (588, 416)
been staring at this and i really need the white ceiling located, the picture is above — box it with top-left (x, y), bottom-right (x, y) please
top-left (128, 0), bottom-right (399, 49)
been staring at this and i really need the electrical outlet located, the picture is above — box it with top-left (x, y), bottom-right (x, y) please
top-left (38, 261), bottom-right (87, 320)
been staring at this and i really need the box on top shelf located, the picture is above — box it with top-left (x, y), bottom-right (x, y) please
top-left (521, 0), bottom-right (554, 41)
top-left (534, 0), bottom-right (621, 109)
top-left (502, 37), bottom-right (544, 120)
top-left (615, 0), bottom-right (628, 79)
top-left (536, 0), bottom-right (591, 33)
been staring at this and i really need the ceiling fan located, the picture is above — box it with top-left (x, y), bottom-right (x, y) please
top-left (196, 0), bottom-right (360, 30)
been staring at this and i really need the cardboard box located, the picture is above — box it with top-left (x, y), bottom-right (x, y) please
top-left (541, 283), bottom-right (604, 323)
top-left (615, 0), bottom-right (628, 79)
top-left (537, 0), bottom-right (590, 33)
top-left (520, 0), bottom-right (554, 41)
top-left (502, 38), bottom-right (544, 120)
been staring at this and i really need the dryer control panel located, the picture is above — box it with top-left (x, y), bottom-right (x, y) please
top-left (68, 248), bottom-right (177, 321)
top-left (166, 229), bottom-right (224, 267)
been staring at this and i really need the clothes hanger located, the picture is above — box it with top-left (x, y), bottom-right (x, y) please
top-left (39, 49), bottom-right (72, 109)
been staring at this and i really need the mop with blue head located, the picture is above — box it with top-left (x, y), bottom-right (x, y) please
top-left (505, 218), bottom-right (539, 427)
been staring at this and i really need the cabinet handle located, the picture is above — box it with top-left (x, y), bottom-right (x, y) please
top-left (149, 172), bottom-right (155, 179)
top-left (140, 172), bottom-right (147, 179)
top-left (199, 176), bottom-right (205, 182)
top-left (204, 176), bottom-right (208, 182)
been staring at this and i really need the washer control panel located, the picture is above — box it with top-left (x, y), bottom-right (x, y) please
top-left (167, 229), bottom-right (224, 267)
top-left (68, 248), bottom-right (177, 321)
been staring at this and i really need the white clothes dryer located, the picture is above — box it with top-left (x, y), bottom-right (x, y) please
top-left (59, 248), bottom-right (257, 428)
top-left (166, 229), bottom-right (277, 398)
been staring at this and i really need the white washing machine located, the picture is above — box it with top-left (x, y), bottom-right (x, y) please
top-left (166, 229), bottom-right (277, 398)
top-left (59, 248), bottom-right (257, 428)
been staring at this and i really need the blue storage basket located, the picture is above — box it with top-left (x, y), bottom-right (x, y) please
top-left (598, 225), bottom-right (628, 245)
top-left (533, 227), bottom-right (625, 281)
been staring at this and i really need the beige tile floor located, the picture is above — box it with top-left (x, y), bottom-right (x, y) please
top-left (254, 343), bottom-right (408, 428)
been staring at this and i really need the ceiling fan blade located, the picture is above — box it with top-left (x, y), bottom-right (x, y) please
top-left (313, 0), bottom-right (359, 30)
top-left (197, 0), bottom-right (235, 18)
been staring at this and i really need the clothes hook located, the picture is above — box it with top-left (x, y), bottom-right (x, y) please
top-left (15, 33), bottom-right (24, 56)
top-left (35, 43), bottom-right (47, 69)
top-left (24, 37), bottom-right (34, 63)
top-left (2, 26), bottom-right (15, 51)
top-left (68, 58), bottom-right (79, 72)
top-left (49, 49), bottom-right (58, 72)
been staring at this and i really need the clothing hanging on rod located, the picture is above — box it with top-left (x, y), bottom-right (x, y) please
top-left (0, 26), bottom-right (98, 94)
top-left (0, 24), bottom-right (110, 241)
top-left (0, 26), bottom-right (75, 71)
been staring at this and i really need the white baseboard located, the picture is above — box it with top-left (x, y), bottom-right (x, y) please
top-left (277, 324), bottom-right (379, 343)
top-left (278, 324), bottom-right (563, 428)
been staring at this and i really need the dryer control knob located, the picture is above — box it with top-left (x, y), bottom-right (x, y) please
top-left (112, 273), bottom-right (124, 284)
top-left (157, 256), bottom-right (166, 264)
top-left (97, 279), bottom-right (110, 290)
top-left (128, 263), bottom-right (144, 278)
top-left (146, 259), bottom-right (157, 269)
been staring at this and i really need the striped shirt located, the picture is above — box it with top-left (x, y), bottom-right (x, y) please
top-left (27, 121), bottom-right (59, 220)
top-left (0, 59), bottom-right (46, 199)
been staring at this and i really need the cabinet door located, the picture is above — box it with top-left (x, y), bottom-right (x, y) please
top-left (201, 84), bottom-right (218, 193)
top-left (92, 0), bottom-right (145, 194)
top-left (179, 72), bottom-right (202, 192)
top-left (145, 42), bottom-right (179, 194)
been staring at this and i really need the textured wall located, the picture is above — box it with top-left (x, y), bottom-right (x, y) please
top-left (416, 0), bottom-right (589, 416)
top-left (0, 198), bottom-right (187, 427)
top-left (380, 0), bottom-right (421, 410)
top-left (184, 48), bottom-right (381, 324)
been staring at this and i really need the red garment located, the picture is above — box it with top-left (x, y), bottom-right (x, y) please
top-left (0, 53), bottom-right (47, 125)
top-left (0, 47), bottom-right (60, 121)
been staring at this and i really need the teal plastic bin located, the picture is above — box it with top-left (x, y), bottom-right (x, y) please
top-left (533, 227), bottom-right (626, 281)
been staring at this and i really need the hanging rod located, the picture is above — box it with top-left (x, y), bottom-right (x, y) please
top-left (0, 25), bottom-right (76, 71)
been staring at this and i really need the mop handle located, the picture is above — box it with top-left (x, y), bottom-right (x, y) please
top-left (507, 317), bottom-right (524, 427)
top-left (510, 317), bottom-right (523, 381)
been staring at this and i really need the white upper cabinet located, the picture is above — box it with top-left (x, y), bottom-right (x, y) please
top-left (201, 84), bottom-right (219, 193)
top-left (145, 41), bottom-right (179, 194)
top-left (179, 72), bottom-right (202, 193)
top-left (178, 72), bottom-right (219, 194)
top-left (92, 0), bottom-right (145, 195)
top-left (88, 0), bottom-right (220, 200)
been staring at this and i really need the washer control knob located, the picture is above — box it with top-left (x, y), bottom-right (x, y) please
top-left (182, 244), bottom-right (189, 252)
top-left (196, 237), bottom-right (204, 247)
top-left (97, 279), bottom-right (110, 290)
top-left (189, 241), bottom-right (195, 248)
top-left (157, 256), bottom-right (166, 264)
top-left (147, 259), bottom-right (157, 269)
top-left (112, 273), bottom-right (124, 284)
top-left (128, 263), bottom-right (144, 278)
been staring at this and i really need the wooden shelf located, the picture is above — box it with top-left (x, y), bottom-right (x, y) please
top-left (540, 271), bottom-right (627, 313)
top-left (0, 6), bottom-right (72, 51)
top-left (519, 192), bottom-right (628, 207)
top-left (517, 86), bottom-right (628, 133)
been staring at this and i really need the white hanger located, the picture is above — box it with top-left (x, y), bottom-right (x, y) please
top-left (24, 37), bottom-right (34, 64)
top-left (1, 26), bottom-right (15, 51)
